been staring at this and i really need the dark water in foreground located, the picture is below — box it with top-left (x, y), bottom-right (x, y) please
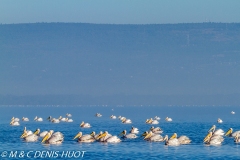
top-left (1, 105), bottom-right (240, 159)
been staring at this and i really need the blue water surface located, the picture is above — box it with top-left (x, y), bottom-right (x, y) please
top-left (1, 105), bottom-right (240, 159)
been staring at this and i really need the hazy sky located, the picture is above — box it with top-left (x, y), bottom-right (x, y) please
top-left (1, 0), bottom-right (240, 24)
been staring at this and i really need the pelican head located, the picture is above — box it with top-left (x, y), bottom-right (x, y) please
top-left (170, 133), bottom-right (177, 140)
top-left (34, 128), bottom-right (40, 135)
top-left (144, 131), bottom-right (152, 140)
top-left (96, 131), bottom-right (108, 139)
top-left (41, 130), bottom-right (54, 143)
top-left (225, 128), bottom-right (233, 136)
top-left (80, 121), bottom-right (84, 127)
top-left (163, 135), bottom-right (169, 141)
top-left (73, 132), bottom-right (82, 140)
top-left (20, 130), bottom-right (28, 138)
top-left (142, 131), bottom-right (148, 137)
top-left (204, 132), bottom-right (213, 143)
top-left (120, 130), bottom-right (127, 136)
top-left (10, 119), bottom-right (15, 125)
top-left (208, 125), bottom-right (216, 132)
top-left (90, 131), bottom-right (95, 136)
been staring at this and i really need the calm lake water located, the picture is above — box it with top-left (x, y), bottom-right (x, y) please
top-left (1, 105), bottom-right (240, 159)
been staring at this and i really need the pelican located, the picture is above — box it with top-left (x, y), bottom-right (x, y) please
top-left (51, 118), bottom-right (60, 123)
top-left (89, 131), bottom-right (102, 140)
top-left (110, 115), bottom-right (117, 119)
top-left (154, 116), bottom-right (160, 120)
top-left (73, 132), bottom-right (95, 143)
top-left (58, 116), bottom-right (67, 122)
top-left (96, 131), bottom-right (121, 143)
top-left (208, 125), bottom-right (224, 136)
top-left (231, 111), bottom-right (235, 114)
top-left (130, 126), bottom-right (139, 134)
top-left (225, 128), bottom-right (240, 137)
top-left (144, 131), bottom-right (164, 142)
top-left (120, 130), bottom-right (137, 139)
top-left (170, 133), bottom-right (191, 144)
top-left (95, 113), bottom-right (102, 117)
top-left (65, 117), bottom-right (73, 122)
top-left (164, 135), bottom-right (180, 146)
top-left (22, 117), bottom-right (29, 121)
top-left (66, 113), bottom-right (72, 117)
top-left (34, 116), bottom-right (43, 122)
top-left (146, 118), bottom-right (159, 124)
top-left (203, 131), bottom-right (224, 145)
top-left (165, 117), bottom-right (172, 122)
top-left (41, 130), bottom-right (64, 144)
top-left (10, 119), bottom-right (20, 126)
top-left (11, 117), bottom-right (20, 122)
top-left (80, 121), bottom-right (91, 128)
top-left (217, 118), bottom-right (223, 123)
top-left (150, 126), bottom-right (163, 134)
top-left (122, 117), bottom-right (132, 124)
top-left (21, 128), bottom-right (40, 142)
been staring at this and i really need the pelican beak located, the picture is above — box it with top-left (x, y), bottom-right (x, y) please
top-left (145, 119), bottom-right (149, 123)
top-left (73, 132), bottom-right (82, 140)
top-left (142, 132), bottom-right (148, 137)
top-left (96, 132), bottom-right (107, 139)
top-left (225, 128), bottom-right (232, 136)
top-left (33, 129), bottom-right (40, 135)
top-left (10, 120), bottom-right (13, 125)
top-left (144, 132), bottom-right (151, 140)
top-left (170, 133), bottom-right (176, 140)
top-left (80, 122), bottom-right (84, 127)
top-left (41, 133), bottom-right (50, 143)
top-left (208, 126), bottom-right (214, 132)
top-left (119, 131), bottom-right (124, 136)
top-left (20, 132), bottom-right (27, 138)
top-left (203, 132), bottom-right (211, 142)
top-left (90, 132), bottom-right (94, 136)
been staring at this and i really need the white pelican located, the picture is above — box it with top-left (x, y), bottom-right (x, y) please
top-left (41, 130), bottom-right (64, 144)
top-left (170, 133), bottom-right (191, 144)
top-left (21, 128), bottom-right (40, 142)
top-left (208, 125), bottom-right (224, 136)
top-left (73, 132), bottom-right (95, 143)
top-left (130, 126), bottom-right (139, 134)
top-left (10, 119), bottom-right (20, 126)
top-left (110, 115), bottom-right (117, 119)
top-left (58, 116), bottom-right (67, 122)
top-left (122, 117), bottom-right (132, 124)
top-left (80, 121), bottom-right (91, 128)
top-left (164, 135), bottom-right (180, 146)
top-left (89, 131), bottom-right (103, 140)
top-left (225, 128), bottom-right (240, 137)
top-left (96, 131), bottom-right (121, 143)
top-left (66, 113), bottom-right (72, 117)
top-left (150, 126), bottom-right (163, 134)
top-left (146, 118), bottom-right (159, 124)
top-left (95, 113), bottom-right (102, 117)
top-left (154, 116), bottom-right (160, 120)
top-left (34, 116), bottom-right (43, 122)
top-left (11, 117), bottom-right (20, 122)
top-left (120, 130), bottom-right (137, 139)
top-left (204, 131), bottom-right (224, 145)
top-left (144, 131), bottom-right (164, 142)
top-left (65, 117), bottom-right (73, 122)
top-left (22, 117), bottom-right (29, 121)
top-left (39, 130), bottom-right (48, 138)
top-left (231, 111), bottom-right (235, 114)
top-left (165, 117), bottom-right (172, 122)
top-left (51, 118), bottom-right (60, 123)
top-left (217, 118), bottom-right (223, 123)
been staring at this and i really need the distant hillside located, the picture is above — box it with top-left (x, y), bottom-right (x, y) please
top-left (1, 23), bottom-right (240, 105)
